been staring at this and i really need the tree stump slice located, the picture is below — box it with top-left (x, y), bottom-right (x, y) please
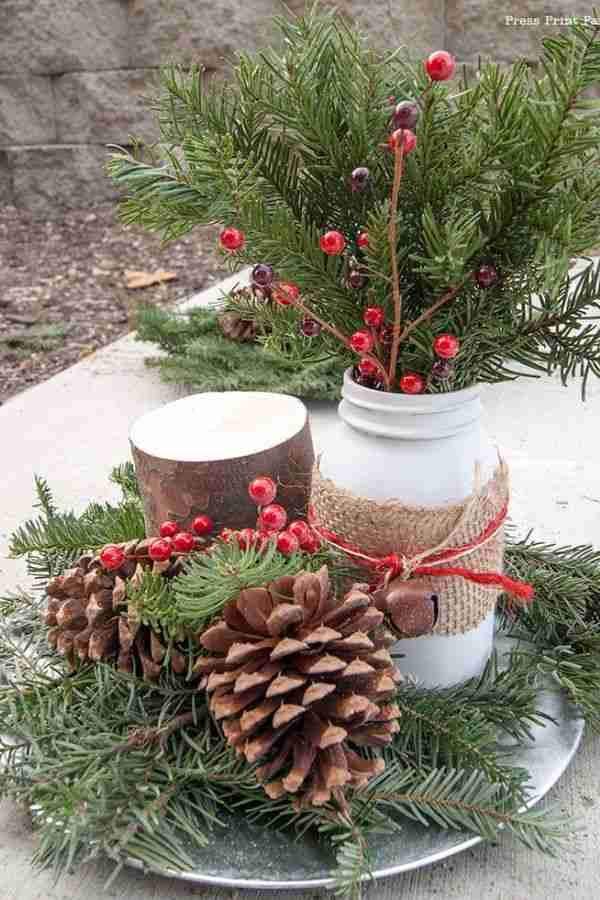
top-left (129, 393), bottom-right (315, 535)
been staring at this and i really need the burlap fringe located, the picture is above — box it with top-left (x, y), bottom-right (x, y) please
top-left (310, 461), bottom-right (509, 636)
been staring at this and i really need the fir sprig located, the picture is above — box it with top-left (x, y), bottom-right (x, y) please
top-left (172, 538), bottom-right (328, 629)
top-left (109, 8), bottom-right (600, 394)
top-left (4, 470), bottom-right (600, 894)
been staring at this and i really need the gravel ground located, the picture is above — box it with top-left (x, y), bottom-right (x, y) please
top-left (0, 204), bottom-right (227, 404)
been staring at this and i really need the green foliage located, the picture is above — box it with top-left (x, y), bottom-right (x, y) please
top-left (109, 7), bottom-right (600, 393)
top-left (9, 477), bottom-right (145, 588)
top-left (172, 537), bottom-right (330, 630)
top-left (136, 302), bottom-right (344, 400)
top-left (6, 470), bottom-right (600, 895)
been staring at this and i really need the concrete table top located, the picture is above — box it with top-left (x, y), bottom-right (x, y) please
top-left (1, 272), bottom-right (599, 900)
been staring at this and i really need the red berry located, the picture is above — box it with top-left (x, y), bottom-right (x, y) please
top-left (159, 520), bottom-right (178, 538)
top-left (261, 503), bottom-right (288, 532)
top-left (149, 538), bottom-right (173, 562)
top-left (350, 330), bottom-right (374, 354)
top-left (248, 476), bottom-right (277, 506)
top-left (320, 230), bottom-right (346, 256)
top-left (219, 226), bottom-right (245, 251)
top-left (433, 333), bottom-right (460, 359)
top-left (363, 306), bottom-right (385, 328)
top-left (100, 544), bottom-right (125, 571)
top-left (399, 372), bottom-right (425, 394)
top-left (388, 129), bottom-right (417, 154)
top-left (475, 263), bottom-right (498, 288)
top-left (425, 50), bottom-right (456, 82)
top-left (358, 357), bottom-right (379, 378)
top-left (273, 282), bottom-right (300, 306)
top-left (288, 519), bottom-right (312, 546)
top-left (172, 531), bottom-right (195, 553)
top-left (276, 530), bottom-right (300, 556)
top-left (302, 535), bottom-right (322, 555)
top-left (237, 528), bottom-right (256, 550)
top-left (255, 529), bottom-right (274, 551)
top-left (357, 231), bottom-right (369, 249)
top-left (192, 514), bottom-right (214, 536)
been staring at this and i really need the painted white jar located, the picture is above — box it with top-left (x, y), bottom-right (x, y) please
top-left (313, 369), bottom-right (501, 688)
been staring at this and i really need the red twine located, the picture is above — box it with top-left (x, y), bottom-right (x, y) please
top-left (308, 503), bottom-right (534, 603)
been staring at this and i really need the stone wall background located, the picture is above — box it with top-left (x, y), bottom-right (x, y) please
top-left (0, 1), bottom-right (593, 213)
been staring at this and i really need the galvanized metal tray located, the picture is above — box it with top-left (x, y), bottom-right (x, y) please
top-left (126, 633), bottom-right (584, 890)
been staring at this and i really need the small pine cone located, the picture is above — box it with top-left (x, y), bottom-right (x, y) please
top-left (218, 311), bottom-right (258, 343)
top-left (43, 545), bottom-right (192, 680)
top-left (197, 566), bottom-right (402, 808)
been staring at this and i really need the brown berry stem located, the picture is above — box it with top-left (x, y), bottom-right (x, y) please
top-left (397, 280), bottom-right (466, 345)
top-left (387, 140), bottom-right (405, 386)
top-left (279, 288), bottom-right (391, 389)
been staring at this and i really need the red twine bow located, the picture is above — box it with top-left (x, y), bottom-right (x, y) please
top-left (308, 502), bottom-right (534, 603)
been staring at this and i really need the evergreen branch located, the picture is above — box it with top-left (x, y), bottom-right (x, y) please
top-left (109, 463), bottom-right (141, 502)
top-left (173, 539), bottom-right (321, 629)
top-left (365, 766), bottom-right (569, 853)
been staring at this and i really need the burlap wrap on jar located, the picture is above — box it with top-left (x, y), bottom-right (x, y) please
top-left (310, 460), bottom-right (509, 636)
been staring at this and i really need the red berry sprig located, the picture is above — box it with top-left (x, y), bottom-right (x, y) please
top-left (149, 538), bottom-right (173, 562)
top-left (276, 531), bottom-right (300, 556)
top-left (219, 226), bottom-right (245, 251)
top-left (159, 520), bottom-right (178, 538)
top-left (172, 531), bottom-right (195, 553)
top-left (358, 358), bottom-right (379, 378)
top-left (399, 372), bottom-right (425, 394)
top-left (320, 230), bottom-right (346, 256)
top-left (350, 330), bottom-right (374, 354)
top-left (260, 503), bottom-right (288, 532)
top-left (363, 306), bottom-right (385, 328)
top-left (433, 333), bottom-right (460, 359)
top-left (425, 50), bottom-right (456, 82)
top-left (248, 475), bottom-right (278, 506)
top-left (388, 129), bottom-right (417, 154)
top-left (192, 514), bottom-right (214, 536)
top-left (273, 282), bottom-right (300, 306)
top-left (100, 545), bottom-right (125, 571)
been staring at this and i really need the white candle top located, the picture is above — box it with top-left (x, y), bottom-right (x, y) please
top-left (129, 392), bottom-right (308, 462)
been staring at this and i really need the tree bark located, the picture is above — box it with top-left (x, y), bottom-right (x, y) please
top-left (130, 411), bottom-right (315, 536)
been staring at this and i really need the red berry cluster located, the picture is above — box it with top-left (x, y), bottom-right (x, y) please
top-left (99, 514), bottom-right (215, 570)
top-left (243, 475), bottom-right (321, 556)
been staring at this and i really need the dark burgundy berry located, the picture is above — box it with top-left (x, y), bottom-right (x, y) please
top-left (348, 269), bottom-right (368, 289)
top-left (476, 263), bottom-right (499, 288)
top-left (351, 166), bottom-right (371, 192)
top-left (352, 365), bottom-right (385, 391)
top-left (252, 263), bottom-right (274, 287)
top-left (392, 100), bottom-right (419, 130)
top-left (301, 316), bottom-right (322, 337)
top-left (431, 359), bottom-right (455, 381)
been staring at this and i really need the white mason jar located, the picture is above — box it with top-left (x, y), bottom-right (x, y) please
top-left (312, 369), bottom-right (501, 688)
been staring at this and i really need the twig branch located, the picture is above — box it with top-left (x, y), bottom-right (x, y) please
top-left (387, 141), bottom-right (405, 384)
top-left (398, 281), bottom-right (464, 344)
top-left (276, 287), bottom-right (391, 388)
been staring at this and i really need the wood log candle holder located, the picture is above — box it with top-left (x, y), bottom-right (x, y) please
top-left (129, 392), bottom-right (315, 536)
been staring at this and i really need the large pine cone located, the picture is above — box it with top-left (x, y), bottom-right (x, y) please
top-left (197, 566), bottom-right (402, 808)
top-left (44, 543), bottom-right (188, 680)
top-left (218, 311), bottom-right (258, 343)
